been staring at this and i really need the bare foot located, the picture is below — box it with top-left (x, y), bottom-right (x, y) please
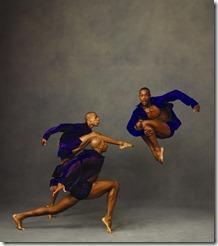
top-left (153, 147), bottom-right (164, 164)
top-left (149, 146), bottom-right (159, 161)
top-left (12, 214), bottom-right (24, 230)
top-left (157, 147), bottom-right (164, 164)
top-left (102, 216), bottom-right (112, 234)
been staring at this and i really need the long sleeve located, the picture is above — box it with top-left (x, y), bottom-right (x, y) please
top-left (160, 90), bottom-right (199, 108)
top-left (127, 110), bottom-right (144, 137)
top-left (42, 124), bottom-right (74, 140)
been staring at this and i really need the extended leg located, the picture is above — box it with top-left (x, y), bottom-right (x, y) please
top-left (12, 194), bottom-right (78, 230)
top-left (87, 180), bottom-right (120, 233)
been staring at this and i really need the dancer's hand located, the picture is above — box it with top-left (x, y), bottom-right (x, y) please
top-left (135, 120), bottom-right (143, 130)
top-left (144, 128), bottom-right (153, 137)
top-left (119, 141), bottom-right (133, 149)
top-left (41, 138), bottom-right (47, 146)
top-left (193, 104), bottom-right (200, 112)
top-left (52, 183), bottom-right (66, 197)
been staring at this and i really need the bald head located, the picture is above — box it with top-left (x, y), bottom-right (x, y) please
top-left (90, 136), bottom-right (108, 153)
top-left (85, 112), bottom-right (97, 121)
top-left (85, 112), bottom-right (100, 128)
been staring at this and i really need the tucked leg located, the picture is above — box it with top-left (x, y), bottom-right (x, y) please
top-left (141, 120), bottom-right (171, 163)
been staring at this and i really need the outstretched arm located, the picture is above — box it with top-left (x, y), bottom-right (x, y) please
top-left (92, 132), bottom-right (133, 149)
top-left (72, 132), bottom-right (133, 155)
top-left (160, 89), bottom-right (200, 110)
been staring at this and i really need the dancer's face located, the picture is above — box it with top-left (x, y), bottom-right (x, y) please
top-left (93, 115), bottom-right (100, 126)
top-left (139, 89), bottom-right (150, 106)
top-left (88, 114), bottom-right (100, 127)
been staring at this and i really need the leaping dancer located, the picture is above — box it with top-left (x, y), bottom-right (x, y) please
top-left (127, 88), bottom-right (200, 164)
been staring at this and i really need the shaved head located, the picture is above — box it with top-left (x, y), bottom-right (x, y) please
top-left (85, 112), bottom-right (97, 121)
top-left (90, 136), bottom-right (108, 153)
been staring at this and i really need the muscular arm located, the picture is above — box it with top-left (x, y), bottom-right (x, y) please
top-left (90, 132), bottom-right (133, 149)
top-left (93, 132), bottom-right (123, 145)
top-left (72, 132), bottom-right (132, 155)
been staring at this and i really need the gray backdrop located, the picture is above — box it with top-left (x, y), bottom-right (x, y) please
top-left (0, 0), bottom-right (214, 242)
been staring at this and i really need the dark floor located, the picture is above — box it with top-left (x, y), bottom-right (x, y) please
top-left (1, 199), bottom-right (214, 243)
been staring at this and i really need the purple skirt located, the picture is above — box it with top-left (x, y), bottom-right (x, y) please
top-left (50, 149), bottom-right (105, 200)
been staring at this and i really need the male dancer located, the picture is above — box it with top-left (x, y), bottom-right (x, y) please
top-left (127, 88), bottom-right (200, 164)
top-left (41, 112), bottom-right (100, 210)
top-left (13, 133), bottom-right (133, 233)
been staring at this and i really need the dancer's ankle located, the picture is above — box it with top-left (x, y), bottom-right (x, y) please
top-left (154, 146), bottom-right (161, 152)
top-left (104, 215), bottom-right (112, 222)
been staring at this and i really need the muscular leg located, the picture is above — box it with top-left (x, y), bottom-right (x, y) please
top-left (141, 120), bottom-right (171, 163)
top-left (142, 124), bottom-right (164, 163)
top-left (87, 180), bottom-right (119, 233)
top-left (141, 135), bottom-right (159, 161)
top-left (13, 180), bottom-right (119, 233)
top-left (12, 194), bottom-right (78, 230)
top-left (142, 119), bottom-right (171, 138)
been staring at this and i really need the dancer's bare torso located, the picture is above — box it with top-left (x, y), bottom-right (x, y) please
top-left (143, 105), bottom-right (172, 122)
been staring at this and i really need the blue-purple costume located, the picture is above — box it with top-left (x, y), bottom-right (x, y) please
top-left (42, 123), bottom-right (93, 193)
top-left (43, 123), bottom-right (92, 160)
top-left (127, 90), bottom-right (198, 138)
top-left (50, 149), bottom-right (105, 200)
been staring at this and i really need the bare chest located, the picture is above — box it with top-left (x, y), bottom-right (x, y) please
top-left (144, 105), bottom-right (172, 122)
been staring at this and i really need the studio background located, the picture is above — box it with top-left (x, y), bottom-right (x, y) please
top-left (0, 0), bottom-right (214, 242)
